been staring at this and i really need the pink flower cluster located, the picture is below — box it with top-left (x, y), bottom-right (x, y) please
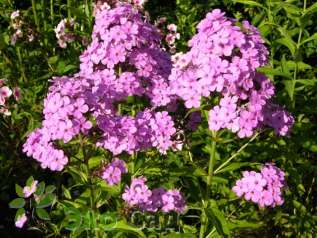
top-left (154, 18), bottom-right (180, 54)
top-left (165, 24), bottom-right (180, 53)
top-left (232, 163), bottom-right (286, 207)
top-left (122, 177), bottom-right (186, 214)
top-left (14, 179), bottom-right (39, 228)
top-left (0, 79), bottom-right (20, 116)
top-left (131, 0), bottom-right (147, 7)
top-left (10, 10), bottom-right (35, 45)
top-left (93, 0), bottom-right (147, 15)
top-left (169, 9), bottom-right (294, 137)
top-left (93, 1), bottom-right (111, 16)
top-left (54, 18), bottom-right (76, 48)
top-left (24, 4), bottom-right (177, 171)
top-left (101, 159), bottom-right (128, 185)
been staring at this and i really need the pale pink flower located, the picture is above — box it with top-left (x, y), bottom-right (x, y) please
top-left (167, 24), bottom-right (177, 32)
top-left (13, 87), bottom-right (21, 101)
top-left (0, 107), bottom-right (11, 116)
top-left (133, 0), bottom-right (147, 7)
top-left (0, 86), bottom-right (12, 99)
top-left (15, 213), bottom-right (27, 228)
top-left (0, 79), bottom-right (5, 87)
top-left (11, 10), bottom-right (20, 20)
top-left (23, 180), bottom-right (38, 198)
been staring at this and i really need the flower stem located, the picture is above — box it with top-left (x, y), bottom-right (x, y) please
top-left (80, 136), bottom-right (99, 238)
top-left (50, 0), bottom-right (54, 24)
top-left (67, 0), bottom-right (72, 18)
top-left (292, 0), bottom-right (307, 108)
top-left (199, 133), bottom-right (217, 238)
top-left (16, 47), bottom-right (26, 82)
top-left (31, 0), bottom-right (40, 31)
top-left (214, 132), bottom-right (259, 175)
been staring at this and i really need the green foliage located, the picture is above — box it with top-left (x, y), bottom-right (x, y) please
top-left (1, 0), bottom-right (317, 237)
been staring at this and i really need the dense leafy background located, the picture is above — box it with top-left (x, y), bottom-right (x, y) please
top-left (0, 0), bottom-right (316, 237)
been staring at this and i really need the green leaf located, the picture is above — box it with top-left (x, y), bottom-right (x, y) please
top-left (88, 156), bottom-right (104, 169)
top-left (9, 198), bottom-right (25, 209)
top-left (182, 224), bottom-right (198, 234)
top-left (303, 2), bottom-right (317, 17)
top-left (67, 166), bottom-right (88, 183)
top-left (15, 208), bottom-right (26, 221)
top-left (283, 80), bottom-right (294, 100)
top-left (0, 33), bottom-right (7, 50)
top-left (15, 184), bottom-right (24, 198)
top-left (45, 185), bottom-right (56, 194)
top-left (61, 206), bottom-right (82, 231)
top-left (276, 38), bottom-right (296, 56)
top-left (284, 61), bottom-right (312, 71)
top-left (48, 56), bottom-right (59, 65)
top-left (206, 200), bottom-right (230, 237)
top-left (35, 182), bottom-right (45, 196)
top-left (162, 233), bottom-right (196, 238)
top-left (257, 67), bottom-right (292, 80)
top-left (228, 219), bottom-right (262, 229)
top-left (97, 180), bottom-right (121, 196)
top-left (300, 33), bottom-right (317, 46)
top-left (26, 176), bottom-right (35, 187)
top-left (295, 79), bottom-right (317, 86)
top-left (282, 4), bottom-right (302, 17)
top-left (62, 64), bottom-right (77, 74)
top-left (233, 0), bottom-right (265, 9)
top-left (36, 194), bottom-right (55, 208)
top-left (215, 162), bottom-right (255, 174)
top-left (292, 200), bottom-right (307, 214)
top-left (36, 208), bottom-right (50, 220)
top-left (62, 185), bottom-right (72, 199)
top-left (109, 220), bottom-right (146, 238)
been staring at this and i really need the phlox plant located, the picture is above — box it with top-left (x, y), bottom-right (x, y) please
top-left (6, 1), bottom-right (315, 237)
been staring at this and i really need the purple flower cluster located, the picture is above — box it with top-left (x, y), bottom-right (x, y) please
top-left (42, 76), bottom-right (92, 143)
top-left (23, 76), bottom-right (92, 171)
top-left (80, 4), bottom-right (172, 107)
top-left (101, 159), bottom-right (128, 185)
top-left (186, 112), bottom-right (202, 131)
top-left (23, 128), bottom-right (69, 171)
top-left (23, 4), bottom-right (177, 171)
top-left (232, 163), bottom-right (286, 207)
top-left (169, 9), bottom-right (294, 137)
top-left (79, 4), bottom-right (176, 154)
top-left (263, 103), bottom-right (295, 136)
top-left (122, 177), bottom-right (186, 214)
top-left (97, 110), bottom-right (176, 155)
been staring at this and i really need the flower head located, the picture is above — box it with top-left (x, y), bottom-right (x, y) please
top-left (23, 180), bottom-right (38, 198)
top-left (232, 163), bottom-right (286, 207)
top-left (101, 159), bottom-right (128, 185)
top-left (15, 213), bottom-right (27, 228)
